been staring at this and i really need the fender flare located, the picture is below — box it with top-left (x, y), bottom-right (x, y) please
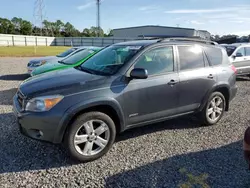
top-left (53, 97), bottom-right (125, 143)
top-left (198, 83), bottom-right (230, 112)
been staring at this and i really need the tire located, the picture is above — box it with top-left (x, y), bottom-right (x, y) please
top-left (199, 92), bottom-right (226, 126)
top-left (64, 112), bottom-right (116, 162)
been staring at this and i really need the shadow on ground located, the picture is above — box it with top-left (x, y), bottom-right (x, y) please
top-left (0, 88), bottom-right (18, 105)
top-left (1, 111), bottom-right (249, 188)
top-left (0, 73), bottom-right (29, 81)
top-left (105, 140), bottom-right (250, 188)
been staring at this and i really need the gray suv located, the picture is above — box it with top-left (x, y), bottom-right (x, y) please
top-left (13, 38), bottom-right (237, 162)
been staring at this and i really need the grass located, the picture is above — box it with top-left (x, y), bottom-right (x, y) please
top-left (0, 46), bottom-right (71, 57)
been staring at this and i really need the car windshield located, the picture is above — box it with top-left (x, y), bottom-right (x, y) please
top-left (56, 48), bottom-right (78, 57)
top-left (224, 46), bottom-right (237, 56)
top-left (79, 45), bottom-right (142, 75)
top-left (59, 49), bottom-right (96, 65)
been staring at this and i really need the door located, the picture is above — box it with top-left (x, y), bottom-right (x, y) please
top-left (121, 46), bottom-right (179, 126)
top-left (177, 45), bottom-right (217, 113)
top-left (232, 47), bottom-right (249, 75)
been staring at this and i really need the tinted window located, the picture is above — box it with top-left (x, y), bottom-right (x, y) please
top-left (56, 48), bottom-right (78, 57)
top-left (59, 49), bottom-right (97, 65)
top-left (224, 46), bottom-right (237, 56)
top-left (204, 47), bottom-right (223, 66)
top-left (236, 47), bottom-right (245, 56)
top-left (245, 47), bottom-right (250, 56)
top-left (134, 46), bottom-right (174, 75)
top-left (178, 45), bottom-right (204, 71)
top-left (80, 45), bottom-right (141, 75)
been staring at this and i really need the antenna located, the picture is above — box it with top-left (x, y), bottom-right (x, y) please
top-left (96, 0), bottom-right (101, 37)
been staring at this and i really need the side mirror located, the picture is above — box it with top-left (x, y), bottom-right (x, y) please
top-left (236, 52), bottom-right (243, 57)
top-left (130, 68), bottom-right (148, 79)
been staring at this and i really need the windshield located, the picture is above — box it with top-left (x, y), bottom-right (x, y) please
top-left (224, 46), bottom-right (237, 56)
top-left (56, 48), bottom-right (78, 57)
top-left (80, 45), bottom-right (142, 75)
top-left (59, 49), bottom-right (96, 65)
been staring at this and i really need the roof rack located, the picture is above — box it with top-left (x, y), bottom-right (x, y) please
top-left (158, 37), bottom-right (218, 45)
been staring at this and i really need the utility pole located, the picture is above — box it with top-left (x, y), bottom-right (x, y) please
top-left (96, 0), bottom-right (101, 37)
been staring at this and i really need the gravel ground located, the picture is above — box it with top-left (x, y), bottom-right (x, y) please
top-left (0, 57), bottom-right (250, 188)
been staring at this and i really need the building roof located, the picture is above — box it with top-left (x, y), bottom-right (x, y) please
top-left (113, 25), bottom-right (196, 31)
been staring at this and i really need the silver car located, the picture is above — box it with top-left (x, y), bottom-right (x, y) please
top-left (27, 46), bottom-right (98, 75)
top-left (222, 43), bottom-right (250, 76)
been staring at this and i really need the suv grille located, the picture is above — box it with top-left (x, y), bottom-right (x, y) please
top-left (17, 90), bottom-right (25, 110)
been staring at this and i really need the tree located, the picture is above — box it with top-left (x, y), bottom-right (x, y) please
top-left (0, 18), bottom-right (15, 34)
top-left (20, 20), bottom-right (32, 35)
top-left (82, 28), bottom-right (91, 37)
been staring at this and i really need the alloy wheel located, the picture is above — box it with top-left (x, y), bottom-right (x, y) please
top-left (207, 96), bottom-right (224, 122)
top-left (73, 119), bottom-right (110, 156)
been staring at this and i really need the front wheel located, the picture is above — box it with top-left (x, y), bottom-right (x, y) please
top-left (64, 112), bottom-right (116, 162)
top-left (200, 92), bottom-right (226, 126)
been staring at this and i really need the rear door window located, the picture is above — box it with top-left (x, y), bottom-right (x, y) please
top-left (178, 45), bottom-right (205, 71)
top-left (203, 47), bottom-right (223, 66)
top-left (245, 47), bottom-right (250, 56)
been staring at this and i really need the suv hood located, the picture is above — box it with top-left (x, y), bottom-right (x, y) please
top-left (20, 68), bottom-right (106, 97)
top-left (29, 56), bottom-right (57, 63)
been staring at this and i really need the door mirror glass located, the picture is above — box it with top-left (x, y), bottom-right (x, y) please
top-left (236, 52), bottom-right (243, 57)
top-left (130, 68), bottom-right (148, 79)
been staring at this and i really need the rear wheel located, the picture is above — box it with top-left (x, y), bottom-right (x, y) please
top-left (199, 92), bottom-right (225, 125)
top-left (64, 112), bottom-right (116, 162)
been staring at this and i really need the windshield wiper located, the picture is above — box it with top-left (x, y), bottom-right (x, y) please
top-left (79, 67), bottom-right (95, 74)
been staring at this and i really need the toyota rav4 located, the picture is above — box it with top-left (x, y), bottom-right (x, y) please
top-left (13, 38), bottom-right (238, 162)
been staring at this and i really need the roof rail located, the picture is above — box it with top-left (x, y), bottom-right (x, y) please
top-left (158, 37), bottom-right (218, 45)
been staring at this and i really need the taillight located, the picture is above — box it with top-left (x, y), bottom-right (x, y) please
top-left (231, 65), bottom-right (237, 74)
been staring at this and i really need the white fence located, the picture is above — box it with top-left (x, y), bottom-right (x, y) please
top-left (0, 34), bottom-right (139, 47)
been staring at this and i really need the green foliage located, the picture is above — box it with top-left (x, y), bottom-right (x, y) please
top-left (0, 17), bottom-right (111, 37)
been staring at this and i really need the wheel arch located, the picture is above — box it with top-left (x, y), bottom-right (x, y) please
top-left (53, 98), bottom-right (125, 143)
top-left (199, 84), bottom-right (230, 112)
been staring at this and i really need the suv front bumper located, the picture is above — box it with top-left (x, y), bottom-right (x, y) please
top-left (13, 94), bottom-right (63, 143)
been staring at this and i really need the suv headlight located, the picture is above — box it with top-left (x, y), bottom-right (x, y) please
top-left (25, 95), bottom-right (64, 112)
top-left (33, 60), bottom-right (47, 67)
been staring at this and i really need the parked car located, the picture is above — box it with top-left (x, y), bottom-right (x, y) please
top-left (13, 38), bottom-right (237, 162)
top-left (31, 47), bottom-right (102, 76)
top-left (222, 43), bottom-right (250, 76)
top-left (27, 46), bottom-right (97, 75)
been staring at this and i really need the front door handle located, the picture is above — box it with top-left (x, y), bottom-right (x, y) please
top-left (168, 79), bottom-right (178, 86)
top-left (207, 74), bottom-right (214, 79)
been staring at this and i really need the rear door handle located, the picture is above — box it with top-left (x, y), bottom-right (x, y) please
top-left (168, 79), bottom-right (178, 86)
top-left (207, 74), bottom-right (214, 79)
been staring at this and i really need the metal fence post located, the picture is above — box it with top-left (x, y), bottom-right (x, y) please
top-left (35, 37), bottom-right (37, 46)
top-left (12, 36), bottom-right (15, 46)
top-left (112, 38), bottom-right (115, 44)
top-left (25, 37), bottom-right (27, 46)
top-left (45, 38), bottom-right (48, 46)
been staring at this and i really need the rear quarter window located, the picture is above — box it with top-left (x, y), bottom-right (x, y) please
top-left (203, 47), bottom-right (223, 66)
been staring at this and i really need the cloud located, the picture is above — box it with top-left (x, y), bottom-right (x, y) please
top-left (165, 6), bottom-right (250, 14)
top-left (139, 5), bottom-right (160, 12)
top-left (77, 1), bottom-right (94, 10)
top-left (186, 20), bottom-right (205, 25)
top-left (232, 30), bottom-right (250, 36)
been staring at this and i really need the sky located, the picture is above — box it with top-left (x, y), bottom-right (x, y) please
top-left (0, 0), bottom-right (250, 36)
